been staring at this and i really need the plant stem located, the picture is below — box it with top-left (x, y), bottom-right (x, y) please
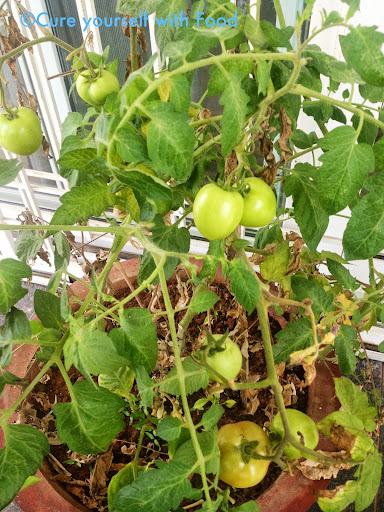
top-left (130, 26), bottom-right (138, 72)
top-left (273, 0), bottom-right (286, 28)
top-left (155, 254), bottom-right (213, 510)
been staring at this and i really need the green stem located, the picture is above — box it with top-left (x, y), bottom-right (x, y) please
top-left (154, 254), bottom-right (212, 509)
top-left (55, 356), bottom-right (76, 401)
top-left (133, 424), bottom-right (149, 479)
top-left (273, 0), bottom-right (286, 28)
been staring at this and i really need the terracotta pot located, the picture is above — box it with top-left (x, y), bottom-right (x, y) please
top-left (0, 257), bottom-right (340, 512)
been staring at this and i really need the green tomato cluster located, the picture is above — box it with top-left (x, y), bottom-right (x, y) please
top-left (193, 178), bottom-right (277, 241)
top-left (76, 69), bottom-right (120, 107)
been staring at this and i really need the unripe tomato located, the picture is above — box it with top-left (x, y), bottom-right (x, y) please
top-left (269, 409), bottom-right (319, 459)
top-left (193, 184), bottom-right (244, 240)
top-left (240, 177), bottom-right (277, 228)
top-left (76, 69), bottom-right (120, 106)
top-left (0, 107), bottom-right (42, 156)
top-left (218, 421), bottom-right (271, 488)
top-left (202, 333), bottom-right (242, 382)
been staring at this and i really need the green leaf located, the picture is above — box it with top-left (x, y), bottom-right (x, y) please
top-left (351, 112), bottom-right (378, 145)
top-left (108, 463), bottom-right (148, 511)
top-left (285, 164), bottom-right (329, 251)
top-left (34, 290), bottom-right (64, 330)
top-left (14, 230), bottom-right (44, 263)
top-left (120, 308), bottom-right (158, 373)
top-left (135, 366), bottom-right (156, 409)
top-left (326, 259), bottom-right (359, 291)
top-left (154, 0), bottom-right (188, 52)
top-left (0, 259), bottom-right (31, 315)
top-left (231, 503), bottom-right (260, 512)
top-left (54, 380), bottom-right (125, 454)
top-left (208, 61), bottom-right (253, 97)
top-left (291, 276), bottom-right (334, 319)
top-left (201, 404), bottom-right (224, 431)
top-left (50, 179), bottom-right (115, 227)
top-left (0, 158), bottom-right (23, 186)
top-left (199, 240), bottom-right (225, 280)
top-left (334, 377), bottom-right (377, 431)
top-left (291, 129), bottom-right (318, 150)
top-left (99, 367), bottom-right (135, 398)
top-left (116, 129), bottom-right (148, 163)
top-left (343, 172), bottom-right (384, 259)
top-left (151, 223), bottom-right (190, 253)
top-left (0, 308), bottom-right (31, 366)
top-left (334, 325), bottom-right (358, 374)
top-left (170, 75), bottom-right (191, 112)
top-left (113, 170), bottom-right (172, 202)
top-left (113, 460), bottom-right (198, 512)
top-left (340, 26), bottom-right (384, 86)
top-left (373, 137), bottom-right (384, 170)
top-left (159, 356), bottom-right (209, 396)
top-left (256, 60), bottom-right (271, 96)
top-left (260, 241), bottom-right (290, 284)
top-left (340, 0), bottom-right (360, 20)
top-left (116, 0), bottom-right (162, 17)
top-left (57, 148), bottom-right (102, 173)
top-left (317, 480), bottom-right (358, 512)
top-left (0, 370), bottom-right (23, 398)
top-left (219, 71), bottom-right (250, 157)
top-left (64, 328), bottom-right (131, 378)
top-left (157, 416), bottom-right (183, 441)
top-left (61, 112), bottom-right (83, 139)
top-left (317, 126), bottom-right (374, 214)
top-left (354, 451), bottom-right (382, 511)
top-left (189, 291), bottom-right (219, 314)
top-left (174, 429), bottom-right (219, 475)
top-left (228, 259), bottom-right (260, 314)
top-left (0, 424), bottom-right (49, 509)
top-left (147, 104), bottom-right (195, 181)
top-left (20, 476), bottom-right (40, 491)
top-left (254, 225), bottom-right (283, 250)
top-left (273, 318), bottom-right (314, 364)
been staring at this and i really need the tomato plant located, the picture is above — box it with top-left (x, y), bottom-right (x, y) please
top-left (217, 421), bottom-right (271, 488)
top-left (240, 177), bottom-right (277, 228)
top-left (269, 409), bottom-right (319, 459)
top-left (0, 107), bottom-right (42, 156)
top-left (201, 332), bottom-right (242, 382)
top-left (76, 69), bottom-right (120, 106)
top-left (193, 183), bottom-right (243, 240)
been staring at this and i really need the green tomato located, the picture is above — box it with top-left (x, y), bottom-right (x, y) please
top-left (76, 69), bottom-right (120, 106)
top-left (240, 177), bottom-right (277, 228)
top-left (193, 184), bottom-right (244, 240)
top-left (0, 107), bottom-right (42, 156)
top-left (269, 409), bottom-right (319, 459)
top-left (202, 334), bottom-right (242, 382)
top-left (218, 421), bottom-right (271, 488)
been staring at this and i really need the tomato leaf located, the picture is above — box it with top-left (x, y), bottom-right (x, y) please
top-left (170, 75), bottom-right (191, 112)
top-left (340, 26), bottom-right (384, 86)
top-left (219, 71), bottom-right (250, 157)
top-left (285, 164), bottom-right (329, 251)
top-left (113, 460), bottom-right (199, 512)
top-left (0, 308), bottom-right (31, 367)
top-left (120, 308), bottom-right (158, 373)
top-left (189, 291), bottom-right (219, 314)
top-left (116, 0), bottom-right (162, 16)
top-left (230, 502), bottom-right (260, 512)
top-left (174, 429), bottom-right (220, 475)
top-left (334, 377), bottom-right (377, 431)
top-left (354, 451), bottom-right (382, 511)
top-left (0, 158), bottom-right (23, 186)
top-left (135, 366), bottom-right (156, 409)
top-left (343, 172), bottom-right (384, 259)
top-left (317, 126), bottom-right (374, 215)
top-left (317, 480), bottom-right (358, 512)
top-left (160, 356), bottom-right (209, 396)
top-left (157, 416), bottom-right (183, 441)
top-left (228, 259), bottom-right (259, 314)
top-left (34, 290), bottom-right (64, 330)
top-left (54, 380), bottom-right (125, 454)
top-left (291, 276), bottom-right (334, 319)
top-left (326, 259), bottom-right (359, 291)
top-left (0, 259), bottom-right (31, 315)
top-left (340, 0), bottom-right (360, 20)
top-left (0, 424), bottom-right (49, 510)
top-left (201, 404), bottom-right (224, 431)
top-left (147, 104), bottom-right (195, 181)
top-left (154, 0), bottom-right (188, 52)
top-left (115, 128), bottom-right (148, 163)
top-left (14, 230), bottom-right (44, 263)
top-left (260, 241), bottom-right (290, 284)
top-left (98, 367), bottom-right (135, 398)
top-left (334, 325), bottom-right (358, 375)
top-left (273, 318), bottom-right (314, 364)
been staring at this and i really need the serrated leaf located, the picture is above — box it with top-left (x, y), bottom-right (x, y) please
top-left (151, 223), bottom-right (190, 253)
top-left (99, 367), bottom-right (135, 398)
top-left (284, 164), bottom-right (329, 251)
top-left (326, 259), bottom-right (359, 291)
top-left (174, 429), bottom-right (220, 475)
top-left (157, 416), bottom-right (183, 441)
top-left (317, 126), bottom-right (374, 214)
top-left (0, 424), bottom-right (49, 509)
top-left (50, 179), bottom-right (115, 227)
top-left (189, 291), bottom-right (219, 314)
top-left (115, 128), bottom-right (148, 163)
top-left (291, 129), bottom-right (318, 150)
top-left (0, 308), bottom-right (31, 367)
top-left (354, 451), bottom-right (382, 511)
top-left (208, 61), bottom-right (253, 97)
top-left (273, 318), bottom-right (314, 364)
top-left (341, 0), bottom-right (360, 20)
top-left (291, 276), bottom-right (334, 319)
top-left (113, 170), bottom-right (172, 202)
top-left (108, 463), bottom-right (148, 510)
top-left (317, 480), bottom-right (358, 512)
top-left (120, 308), bottom-right (158, 373)
top-left (219, 72), bottom-right (250, 157)
top-left (334, 377), bottom-right (376, 431)
top-left (0, 259), bottom-right (32, 315)
top-left (116, 0), bottom-right (162, 17)
top-left (147, 104), bottom-right (195, 181)
top-left (373, 137), bottom-right (384, 170)
top-left (340, 26), bottom-right (384, 86)
top-left (254, 225), bottom-right (284, 250)
top-left (351, 112), bottom-right (378, 145)
top-left (260, 241), bottom-right (290, 283)
top-left (54, 380), bottom-right (125, 454)
top-left (199, 240), bottom-right (225, 280)
top-left (34, 290), bottom-right (64, 330)
top-left (154, 0), bottom-right (187, 52)
top-left (170, 75), bottom-right (191, 112)
top-left (228, 259), bottom-right (259, 314)
top-left (201, 404), bottom-right (224, 431)
top-left (334, 325), bottom-right (358, 374)
top-left (0, 370), bottom-right (23, 398)
top-left (0, 158), bottom-right (23, 186)
top-left (159, 356), bottom-right (209, 396)
top-left (343, 172), bottom-right (384, 259)
top-left (57, 148), bottom-right (99, 172)
top-left (135, 366), bottom-right (156, 409)
top-left (15, 230), bottom-right (44, 263)
top-left (113, 460), bottom-right (198, 512)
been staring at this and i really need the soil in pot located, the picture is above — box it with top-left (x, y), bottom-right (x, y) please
top-left (21, 268), bottom-right (312, 511)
